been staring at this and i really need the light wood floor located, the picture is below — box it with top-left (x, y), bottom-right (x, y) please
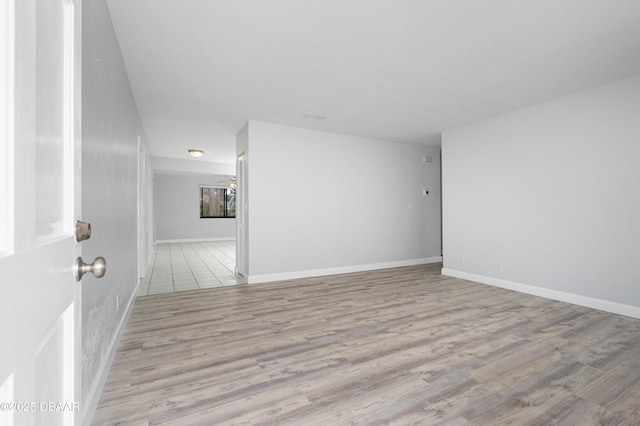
top-left (93, 264), bottom-right (640, 425)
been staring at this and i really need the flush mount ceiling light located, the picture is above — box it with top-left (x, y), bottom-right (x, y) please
top-left (188, 149), bottom-right (204, 158)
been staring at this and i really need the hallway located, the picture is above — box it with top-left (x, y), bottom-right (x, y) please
top-left (138, 240), bottom-right (242, 296)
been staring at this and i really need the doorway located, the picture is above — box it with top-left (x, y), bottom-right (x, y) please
top-left (236, 153), bottom-right (248, 279)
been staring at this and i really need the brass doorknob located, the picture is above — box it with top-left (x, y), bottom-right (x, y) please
top-left (74, 256), bottom-right (106, 281)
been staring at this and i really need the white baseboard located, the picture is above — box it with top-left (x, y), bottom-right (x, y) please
top-left (155, 237), bottom-right (236, 244)
top-left (81, 282), bottom-right (139, 426)
top-left (248, 257), bottom-right (443, 284)
top-left (441, 268), bottom-right (640, 320)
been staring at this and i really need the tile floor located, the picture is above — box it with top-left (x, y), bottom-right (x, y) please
top-left (137, 240), bottom-right (243, 296)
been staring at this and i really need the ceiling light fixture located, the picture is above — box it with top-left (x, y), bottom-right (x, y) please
top-left (188, 149), bottom-right (204, 158)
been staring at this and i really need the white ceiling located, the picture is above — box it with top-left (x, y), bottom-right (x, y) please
top-left (106, 0), bottom-right (640, 164)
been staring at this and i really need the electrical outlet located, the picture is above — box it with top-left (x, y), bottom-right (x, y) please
top-left (460, 257), bottom-right (465, 264)
top-left (497, 262), bottom-right (504, 271)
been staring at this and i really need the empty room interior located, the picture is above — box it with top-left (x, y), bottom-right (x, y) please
top-left (2, 1), bottom-right (640, 425)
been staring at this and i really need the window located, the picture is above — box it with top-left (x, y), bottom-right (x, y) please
top-left (200, 186), bottom-right (235, 218)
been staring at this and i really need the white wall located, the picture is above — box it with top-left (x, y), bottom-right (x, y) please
top-left (244, 121), bottom-right (441, 282)
top-left (81, 0), bottom-right (152, 421)
top-left (442, 74), bottom-right (640, 318)
top-left (154, 174), bottom-right (236, 241)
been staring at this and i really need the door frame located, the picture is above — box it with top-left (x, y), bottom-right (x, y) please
top-left (236, 152), bottom-right (247, 279)
top-left (137, 136), bottom-right (147, 279)
top-left (0, 0), bottom-right (13, 257)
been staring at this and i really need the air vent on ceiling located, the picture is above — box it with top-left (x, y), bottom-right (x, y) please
top-left (302, 112), bottom-right (328, 120)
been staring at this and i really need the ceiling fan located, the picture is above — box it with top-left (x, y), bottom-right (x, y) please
top-left (216, 175), bottom-right (236, 189)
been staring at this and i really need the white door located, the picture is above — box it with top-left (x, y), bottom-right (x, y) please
top-left (0, 0), bottom-right (85, 425)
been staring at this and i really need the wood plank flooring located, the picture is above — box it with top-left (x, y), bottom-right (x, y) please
top-left (93, 264), bottom-right (640, 425)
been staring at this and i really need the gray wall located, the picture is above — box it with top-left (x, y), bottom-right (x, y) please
top-left (442, 73), bottom-right (640, 318)
top-left (154, 174), bottom-right (236, 241)
top-left (243, 121), bottom-right (442, 282)
top-left (81, 0), bottom-right (152, 421)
